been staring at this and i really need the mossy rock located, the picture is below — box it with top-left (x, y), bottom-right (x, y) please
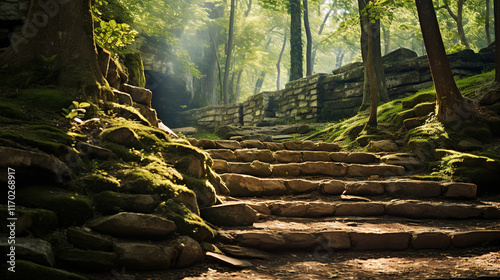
top-left (16, 186), bottom-right (93, 226)
top-left (434, 149), bottom-right (500, 193)
top-left (0, 101), bottom-right (29, 120)
top-left (77, 173), bottom-right (121, 193)
top-left (93, 191), bottom-right (160, 215)
top-left (355, 134), bottom-right (383, 147)
top-left (0, 125), bottom-right (74, 156)
top-left (17, 89), bottom-right (73, 111)
top-left (0, 207), bottom-right (57, 236)
top-left (104, 142), bottom-right (142, 162)
top-left (154, 200), bottom-right (216, 242)
top-left (402, 92), bottom-right (436, 109)
top-left (120, 52), bottom-right (146, 88)
top-left (2, 260), bottom-right (88, 280)
top-left (109, 103), bottom-right (151, 126)
top-left (395, 109), bottom-right (416, 125)
top-left (182, 176), bottom-right (217, 208)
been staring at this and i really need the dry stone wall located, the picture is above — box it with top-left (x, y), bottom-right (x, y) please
top-left (174, 46), bottom-right (495, 129)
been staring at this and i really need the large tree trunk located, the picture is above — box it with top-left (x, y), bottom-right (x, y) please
top-left (222, 0), bottom-right (236, 104)
top-left (277, 33), bottom-right (287, 90)
top-left (444, 0), bottom-right (470, 49)
top-left (366, 16), bottom-right (379, 128)
top-left (416, 0), bottom-right (474, 123)
top-left (289, 0), bottom-right (303, 81)
top-left (303, 0), bottom-right (313, 76)
top-left (358, 0), bottom-right (388, 111)
top-left (0, 0), bottom-right (108, 97)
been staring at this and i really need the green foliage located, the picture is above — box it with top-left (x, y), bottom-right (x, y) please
top-left (94, 19), bottom-right (138, 53)
top-left (62, 101), bottom-right (91, 120)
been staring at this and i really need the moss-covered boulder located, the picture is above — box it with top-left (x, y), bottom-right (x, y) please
top-left (93, 191), bottom-right (160, 214)
top-left (2, 260), bottom-right (88, 280)
top-left (120, 52), bottom-right (146, 88)
top-left (77, 173), bottom-right (121, 193)
top-left (155, 200), bottom-right (216, 242)
top-left (16, 186), bottom-right (93, 226)
top-left (434, 149), bottom-right (500, 193)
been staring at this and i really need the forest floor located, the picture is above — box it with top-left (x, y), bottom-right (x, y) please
top-left (82, 245), bottom-right (500, 279)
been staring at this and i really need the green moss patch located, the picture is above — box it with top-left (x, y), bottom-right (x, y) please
top-left (155, 200), bottom-right (216, 242)
top-left (17, 88), bottom-right (73, 111)
top-left (77, 173), bottom-right (121, 194)
top-left (0, 101), bottom-right (29, 120)
top-left (16, 186), bottom-right (93, 226)
top-left (0, 125), bottom-right (74, 155)
top-left (432, 149), bottom-right (500, 193)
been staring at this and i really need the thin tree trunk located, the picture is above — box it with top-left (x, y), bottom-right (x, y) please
top-left (304, 0), bottom-right (313, 76)
top-left (358, 0), bottom-right (388, 111)
top-left (335, 47), bottom-right (344, 68)
top-left (366, 18), bottom-right (378, 127)
top-left (416, 0), bottom-right (474, 123)
top-left (209, 30), bottom-right (223, 103)
top-left (245, 0), bottom-right (253, 17)
top-left (487, 0), bottom-right (492, 45)
top-left (382, 23), bottom-right (391, 55)
top-left (235, 69), bottom-right (243, 102)
top-left (444, 0), bottom-right (470, 49)
top-left (311, 8), bottom-right (332, 73)
top-left (222, 0), bottom-right (236, 104)
top-left (290, 0), bottom-right (303, 81)
top-left (277, 33), bottom-right (287, 90)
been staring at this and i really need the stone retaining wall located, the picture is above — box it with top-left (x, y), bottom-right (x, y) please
top-left (175, 46), bottom-right (495, 129)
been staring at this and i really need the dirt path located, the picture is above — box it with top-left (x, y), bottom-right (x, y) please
top-left (82, 246), bottom-right (500, 280)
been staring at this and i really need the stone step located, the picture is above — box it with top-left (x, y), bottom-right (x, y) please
top-left (241, 199), bottom-right (500, 220)
top-left (190, 139), bottom-right (341, 152)
top-left (217, 217), bottom-right (500, 251)
top-left (216, 161), bottom-right (406, 178)
top-left (218, 174), bottom-right (478, 198)
top-left (208, 149), bottom-right (381, 164)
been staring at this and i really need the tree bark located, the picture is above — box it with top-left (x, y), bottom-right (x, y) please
top-left (289, 0), bottom-right (303, 81)
top-left (222, 0), bottom-right (236, 104)
top-left (0, 0), bottom-right (108, 97)
top-left (358, 0), bottom-right (388, 111)
top-left (487, 0), bottom-right (492, 45)
top-left (245, 0), bottom-right (253, 17)
top-left (444, 0), bottom-right (470, 49)
top-left (416, 0), bottom-right (474, 123)
top-left (277, 33), bottom-right (287, 90)
top-left (495, 0), bottom-right (500, 83)
top-left (303, 0), bottom-right (313, 76)
top-left (366, 16), bottom-right (378, 128)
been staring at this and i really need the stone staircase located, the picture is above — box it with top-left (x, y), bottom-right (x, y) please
top-left (189, 138), bottom-right (500, 254)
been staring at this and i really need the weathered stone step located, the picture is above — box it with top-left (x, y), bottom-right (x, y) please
top-left (208, 149), bottom-right (380, 164)
top-left (241, 199), bottom-right (500, 220)
top-left (190, 139), bottom-right (340, 152)
top-left (215, 161), bottom-right (405, 178)
top-left (218, 217), bottom-right (500, 251)
top-left (218, 174), bottom-right (477, 198)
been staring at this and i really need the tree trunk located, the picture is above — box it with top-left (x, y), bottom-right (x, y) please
top-left (245, 0), bottom-right (253, 17)
top-left (495, 0), bottom-right (500, 83)
top-left (290, 0), bottom-right (303, 81)
top-left (311, 8), bottom-right (332, 73)
top-left (416, 0), bottom-right (474, 123)
top-left (277, 33), bottom-right (287, 90)
top-left (444, 0), bottom-right (470, 49)
top-left (223, 0), bottom-right (236, 104)
top-left (303, 0), bottom-right (313, 76)
top-left (358, 0), bottom-right (388, 111)
top-left (366, 16), bottom-right (378, 128)
top-left (335, 47), bottom-right (344, 68)
top-left (382, 23), bottom-right (391, 55)
top-left (235, 69), bottom-right (243, 102)
top-left (254, 71), bottom-right (266, 94)
top-left (0, 0), bottom-right (108, 97)
top-left (487, 0), bottom-right (492, 45)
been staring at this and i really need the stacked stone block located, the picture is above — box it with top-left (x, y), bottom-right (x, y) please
top-left (180, 104), bottom-right (242, 128)
top-left (242, 91), bottom-right (279, 126)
